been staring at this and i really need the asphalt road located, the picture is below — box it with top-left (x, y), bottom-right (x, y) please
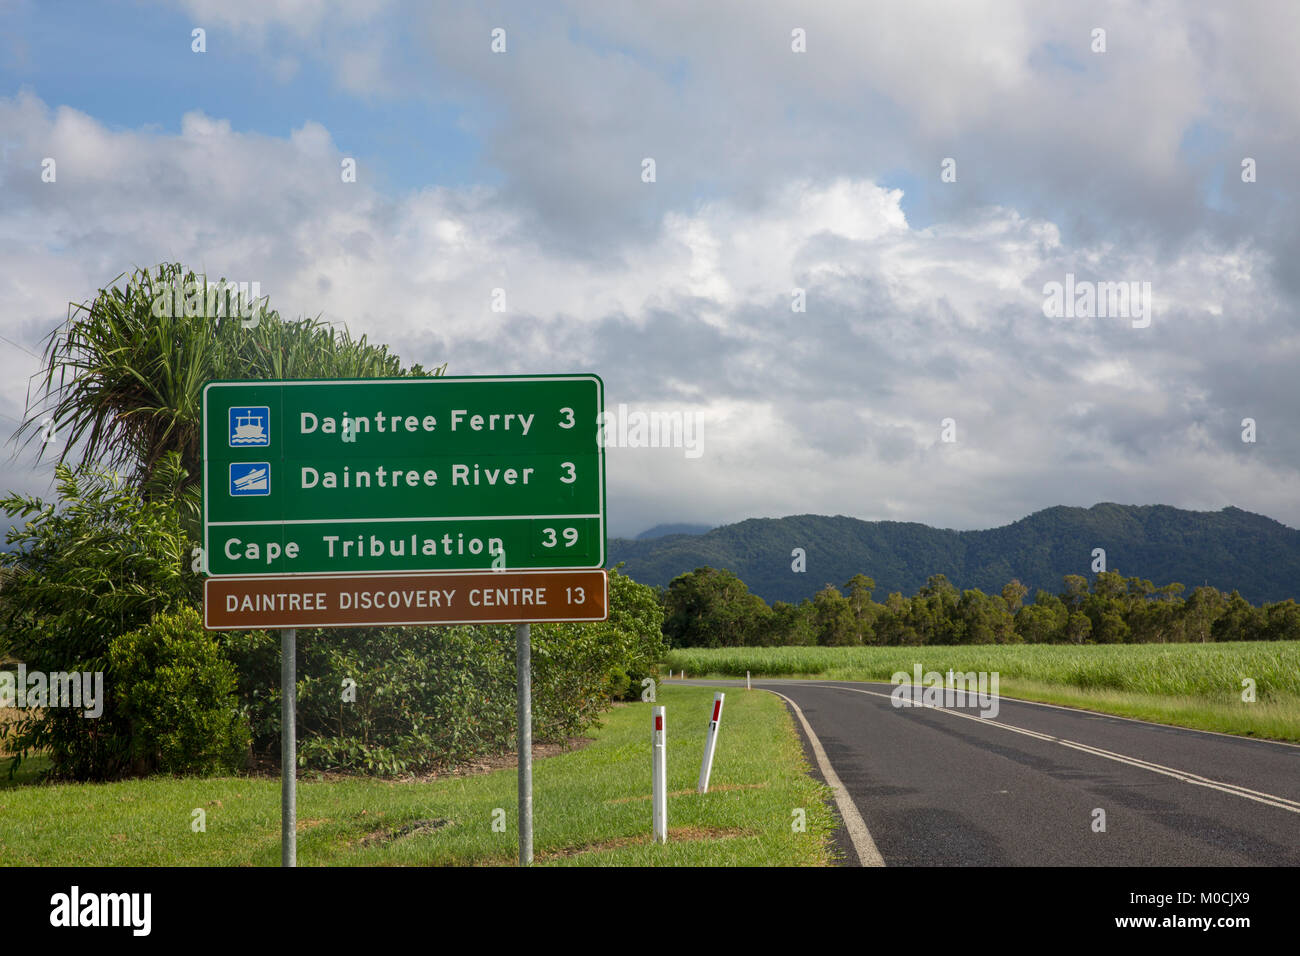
top-left (674, 678), bottom-right (1300, 866)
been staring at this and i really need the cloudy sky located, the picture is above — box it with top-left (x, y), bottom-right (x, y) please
top-left (1, 0), bottom-right (1298, 538)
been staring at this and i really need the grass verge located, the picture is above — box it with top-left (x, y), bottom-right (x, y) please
top-left (0, 685), bottom-right (836, 866)
top-left (666, 642), bottom-right (1300, 742)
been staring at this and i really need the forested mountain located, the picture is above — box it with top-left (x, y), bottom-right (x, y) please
top-left (608, 504), bottom-right (1300, 605)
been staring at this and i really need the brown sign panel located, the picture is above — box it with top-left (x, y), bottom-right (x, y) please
top-left (205, 568), bottom-right (608, 630)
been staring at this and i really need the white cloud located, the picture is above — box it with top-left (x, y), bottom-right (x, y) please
top-left (2, 90), bottom-right (1296, 538)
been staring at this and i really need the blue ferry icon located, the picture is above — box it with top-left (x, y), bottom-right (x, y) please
top-left (228, 406), bottom-right (270, 447)
top-left (230, 462), bottom-right (271, 496)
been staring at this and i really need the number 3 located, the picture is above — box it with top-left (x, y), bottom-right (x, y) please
top-left (558, 407), bottom-right (575, 429)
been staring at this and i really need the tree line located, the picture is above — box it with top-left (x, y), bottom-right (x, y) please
top-left (660, 567), bottom-right (1300, 647)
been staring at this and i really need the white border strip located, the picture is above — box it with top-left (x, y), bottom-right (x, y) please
top-left (202, 374), bottom-right (607, 575)
top-left (766, 688), bottom-right (885, 867)
top-left (203, 568), bottom-right (609, 630)
top-left (207, 513), bottom-right (601, 526)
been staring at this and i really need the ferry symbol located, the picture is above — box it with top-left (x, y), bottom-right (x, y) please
top-left (230, 462), bottom-right (271, 496)
top-left (229, 406), bottom-right (270, 447)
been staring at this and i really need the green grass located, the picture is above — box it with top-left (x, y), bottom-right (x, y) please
top-left (0, 685), bottom-right (836, 866)
top-left (0, 754), bottom-right (52, 789)
top-left (666, 641), bottom-right (1300, 742)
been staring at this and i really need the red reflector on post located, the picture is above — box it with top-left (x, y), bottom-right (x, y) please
top-left (712, 700), bottom-right (721, 722)
top-left (655, 715), bottom-right (663, 731)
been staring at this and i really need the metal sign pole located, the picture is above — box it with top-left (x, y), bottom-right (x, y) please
top-left (281, 627), bottom-right (296, 867)
top-left (516, 622), bottom-right (533, 866)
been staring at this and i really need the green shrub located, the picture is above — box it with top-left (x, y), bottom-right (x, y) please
top-left (605, 665), bottom-right (632, 701)
top-left (604, 567), bottom-right (667, 699)
top-left (0, 464), bottom-right (200, 780)
top-left (225, 623), bottom-right (517, 776)
top-left (221, 568), bottom-right (666, 776)
top-left (110, 606), bottom-right (249, 775)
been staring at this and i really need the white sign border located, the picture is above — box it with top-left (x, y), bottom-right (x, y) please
top-left (202, 374), bottom-right (606, 577)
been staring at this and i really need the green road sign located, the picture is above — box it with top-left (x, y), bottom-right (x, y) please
top-left (202, 374), bottom-right (605, 576)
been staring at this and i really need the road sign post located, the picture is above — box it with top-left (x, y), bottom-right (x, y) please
top-left (281, 627), bottom-right (296, 867)
top-left (202, 375), bottom-right (607, 867)
top-left (517, 623), bottom-right (532, 866)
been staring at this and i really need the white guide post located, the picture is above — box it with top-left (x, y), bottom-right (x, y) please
top-left (652, 706), bottom-right (667, 843)
top-left (697, 692), bottom-right (725, 793)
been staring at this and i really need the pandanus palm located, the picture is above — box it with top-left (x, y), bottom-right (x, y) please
top-left (16, 261), bottom-right (443, 536)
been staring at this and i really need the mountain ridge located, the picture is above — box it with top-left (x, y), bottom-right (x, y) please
top-left (608, 503), bottom-right (1300, 605)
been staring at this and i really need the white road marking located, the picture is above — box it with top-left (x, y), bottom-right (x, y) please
top-left (750, 678), bottom-right (1300, 750)
top-left (807, 683), bottom-right (1300, 815)
top-left (765, 688), bottom-right (885, 867)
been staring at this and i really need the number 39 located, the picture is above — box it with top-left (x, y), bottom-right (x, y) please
top-left (541, 527), bottom-right (579, 548)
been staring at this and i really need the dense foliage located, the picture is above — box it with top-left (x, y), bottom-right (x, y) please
top-left (20, 262), bottom-right (441, 483)
top-left (611, 504), bottom-right (1300, 606)
top-left (222, 569), bottom-right (664, 777)
top-left (0, 464), bottom-right (200, 778)
top-left (661, 567), bottom-right (1300, 647)
top-left (2, 462), bottom-right (663, 783)
top-left (226, 624), bottom-right (517, 776)
top-left (110, 606), bottom-right (250, 775)
top-left (16, 262), bottom-right (444, 539)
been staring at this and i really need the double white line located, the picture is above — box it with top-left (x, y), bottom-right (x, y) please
top-left (819, 683), bottom-right (1300, 816)
top-left (764, 680), bottom-right (1300, 868)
